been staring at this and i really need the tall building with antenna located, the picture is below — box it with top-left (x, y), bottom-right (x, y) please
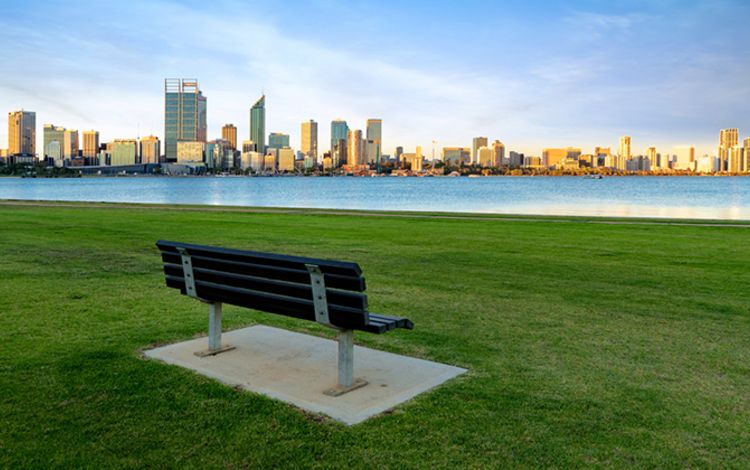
top-left (164, 79), bottom-right (207, 161)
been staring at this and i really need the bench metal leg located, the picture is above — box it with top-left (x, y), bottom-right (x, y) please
top-left (338, 329), bottom-right (354, 388)
top-left (195, 302), bottom-right (235, 357)
top-left (208, 302), bottom-right (222, 351)
top-left (324, 329), bottom-right (368, 396)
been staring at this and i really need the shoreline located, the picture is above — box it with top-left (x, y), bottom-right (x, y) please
top-left (1, 173), bottom-right (748, 179)
top-left (2, 199), bottom-right (749, 227)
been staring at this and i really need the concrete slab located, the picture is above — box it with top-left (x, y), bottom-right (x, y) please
top-left (144, 325), bottom-right (466, 425)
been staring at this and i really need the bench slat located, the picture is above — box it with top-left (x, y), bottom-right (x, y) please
top-left (162, 263), bottom-right (368, 311)
top-left (157, 241), bottom-right (413, 335)
top-left (165, 276), bottom-right (371, 331)
top-left (361, 313), bottom-right (415, 333)
top-left (160, 252), bottom-right (366, 292)
top-left (368, 313), bottom-right (415, 330)
top-left (157, 240), bottom-right (362, 277)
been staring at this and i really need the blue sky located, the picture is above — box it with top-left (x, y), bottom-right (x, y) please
top-left (1, 0), bottom-right (748, 156)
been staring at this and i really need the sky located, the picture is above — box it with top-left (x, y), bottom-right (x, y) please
top-left (0, 0), bottom-right (748, 157)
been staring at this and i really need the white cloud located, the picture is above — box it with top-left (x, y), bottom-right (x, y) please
top-left (563, 11), bottom-right (651, 36)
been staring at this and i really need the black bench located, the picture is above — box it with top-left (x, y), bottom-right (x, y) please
top-left (156, 240), bottom-right (414, 395)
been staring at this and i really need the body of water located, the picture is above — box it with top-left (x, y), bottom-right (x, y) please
top-left (1, 176), bottom-right (749, 220)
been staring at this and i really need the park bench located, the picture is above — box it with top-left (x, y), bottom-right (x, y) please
top-left (156, 240), bottom-right (414, 395)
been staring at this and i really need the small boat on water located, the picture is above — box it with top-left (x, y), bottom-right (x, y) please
top-left (584, 175), bottom-right (604, 179)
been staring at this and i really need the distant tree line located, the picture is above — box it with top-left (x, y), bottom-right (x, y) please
top-left (0, 162), bottom-right (81, 178)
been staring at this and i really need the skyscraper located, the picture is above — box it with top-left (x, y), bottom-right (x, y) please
top-left (164, 79), bottom-right (207, 161)
top-left (331, 119), bottom-right (348, 152)
top-left (646, 147), bottom-right (658, 168)
top-left (618, 136), bottom-right (631, 171)
top-left (83, 130), bottom-right (99, 159)
top-left (744, 138), bottom-right (750, 173)
top-left (222, 124), bottom-right (237, 150)
top-left (331, 119), bottom-right (348, 166)
top-left (8, 110), bottom-right (36, 156)
top-left (301, 120), bottom-right (318, 161)
top-left (719, 128), bottom-right (739, 171)
top-left (728, 145), bottom-right (744, 173)
top-left (366, 119), bottom-right (382, 164)
top-left (347, 129), bottom-right (364, 166)
top-left (472, 137), bottom-right (488, 164)
top-left (492, 140), bottom-right (505, 166)
top-left (619, 136), bottom-right (632, 160)
top-left (63, 129), bottom-right (79, 159)
top-left (249, 95), bottom-right (266, 154)
top-left (720, 128), bottom-right (739, 148)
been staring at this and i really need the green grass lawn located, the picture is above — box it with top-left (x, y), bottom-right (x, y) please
top-left (1, 204), bottom-right (749, 468)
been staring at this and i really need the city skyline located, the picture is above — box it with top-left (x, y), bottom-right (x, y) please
top-left (0, 0), bottom-right (748, 156)
top-left (6, 100), bottom-right (750, 174)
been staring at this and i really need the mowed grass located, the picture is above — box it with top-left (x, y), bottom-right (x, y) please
top-left (0, 204), bottom-right (749, 468)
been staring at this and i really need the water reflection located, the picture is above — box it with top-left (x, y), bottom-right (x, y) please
top-left (1, 176), bottom-right (749, 220)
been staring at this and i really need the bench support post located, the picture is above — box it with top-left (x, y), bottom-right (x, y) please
top-left (324, 329), bottom-right (368, 396)
top-left (307, 263), bottom-right (368, 396)
top-left (195, 302), bottom-right (236, 357)
top-left (338, 329), bottom-right (354, 388)
top-left (208, 302), bottom-right (222, 351)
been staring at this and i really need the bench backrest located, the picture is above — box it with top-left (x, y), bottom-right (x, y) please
top-left (156, 240), bottom-right (370, 330)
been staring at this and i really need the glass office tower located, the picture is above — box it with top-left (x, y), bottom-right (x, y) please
top-left (366, 119), bottom-right (382, 164)
top-left (331, 119), bottom-right (348, 153)
top-left (249, 95), bottom-right (266, 154)
top-left (164, 79), bottom-right (207, 161)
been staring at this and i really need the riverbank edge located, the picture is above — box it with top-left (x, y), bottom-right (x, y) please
top-left (2, 199), bottom-right (748, 227)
